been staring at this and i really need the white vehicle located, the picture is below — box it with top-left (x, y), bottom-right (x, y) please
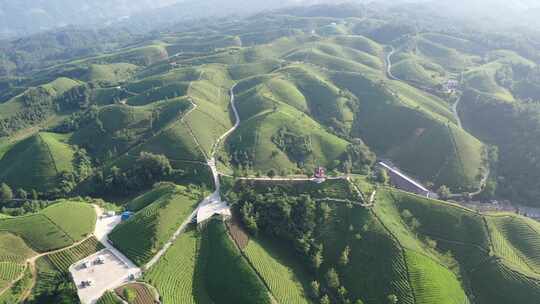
top-left (94, 256), bottom-right (105, 265)
top-left (80, 280), bottom-right (93, 288)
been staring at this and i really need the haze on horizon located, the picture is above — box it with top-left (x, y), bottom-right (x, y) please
top-left (1, 0), bottom-right (539, 39)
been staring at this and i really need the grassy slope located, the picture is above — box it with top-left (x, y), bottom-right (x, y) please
top-left (145, 229), bottom-right (212, 304)
top-left (109, 185), bottom-right (200, 266)
top-left (244, 237), bottom-right (311, 304)
top-left (202, 220), bottom-right (272, 304)
top-left (463, 62), bottom-right (515, 102)
top-left (40, 201), bottom-right (96, 241)
top-left (229, 69), bottom-right (349, 172)
top-left (333, 72), bottom-right (483, 190)
top-left (0, 77), bottom-right (80, 120)
top-left (320, 203), bottom-right (415, 304)
top-left (45, 237), bottom-right (103, 272)
top-left (0, 132), bottom-right (75, 192)
top-left (71, 103), bottom-right (155, 158)
top-left (85, 63), bottom-right (138, 83)
top-left (0, 201), bottom-right (96, 252)
top-left (0, 214), bottom-right (72, 252)
top-left (373, 190), bottom-right (469, 303)
top-left (390, 52), bottom-right (446, 87)
top-left (0, 232), bottom-right (36, 262)
top-left (487, 215), bottom-right (540, 275)
top-left (415, 37), bottom-right (476, 72)
top-left (387, 189), bottom-right (540, 304)
top-left (0, 232), bottom-right (34, 291)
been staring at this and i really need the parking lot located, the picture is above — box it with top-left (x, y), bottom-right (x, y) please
top-left (70, 249), bottom-right (141, 304)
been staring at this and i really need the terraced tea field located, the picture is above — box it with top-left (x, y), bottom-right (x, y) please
top-left (0, 262), bottom-right (26, 289)
top-left (0, 214), bottom-right (73, 252)
top-left (115, 283), bottom-right (157, 304)
top-left (487, 215), bottom-right (540, 274)
top-left (46, 237), bottom-right (104, 272)
top-left (109, 185), bottom-right (200, 265)
top-left (145, 229), bottom-right (211, 304)
top-left (96, 291), bottom-right (123, 304)
top-left (41, 201), bottom-right (97, 241)
top-left (244, 238), bottom-right (310, 304)
top-left (404, 251), bottom-right (467, 304)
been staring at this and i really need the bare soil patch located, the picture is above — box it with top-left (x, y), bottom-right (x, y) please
top-left (226, 217), bottom-right (250, 250)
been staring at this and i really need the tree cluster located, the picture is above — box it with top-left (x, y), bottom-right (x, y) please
top-left (92, 152), bottom-right (179, 196)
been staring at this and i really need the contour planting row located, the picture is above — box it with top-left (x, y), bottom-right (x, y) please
top-left (487, 215), bottom-right (540, 273)
top-left (46, 237), bottom-right (104, 272)
top-left (243, 238), bottom-right (310, 304)
top-left (144, 229), bottom-right (209, 304)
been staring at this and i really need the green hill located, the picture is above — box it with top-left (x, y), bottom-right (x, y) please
top-left (383, 189), bottom-right (540, 304)
top-left (332, 72), bottom-right (484, 191)
top-left (144, 228), bottom-right (211, 304)
top-left (415, 37), bottom-right (477, 72)
top-left (85, 63), bottom-right (139, 83)
top-left (202, 220), bottom-right (272, 304)
top-left (0, 200), bottom-right (95, 252)
top-left (229, 98), bottom-right (349, 174)
top-left (40, 201), bottom-right (96, 241)
top-left (109, 185), bottom-right (201, 265)
top-left (72, 98), bottom-right (189, 160)
top-left (0, 132), bottom-right (75, 192)
top-left (390, 52), bottom-right (446, 87)
top-left (463, 63), bottom-right (515, 102)
top-left (244, 237), bottom-right (311, 304)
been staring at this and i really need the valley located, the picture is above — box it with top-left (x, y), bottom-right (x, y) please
top-left (1, 2), bottom-right (540, 304)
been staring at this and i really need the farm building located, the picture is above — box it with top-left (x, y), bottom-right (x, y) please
top-left (314, 167), bottom-right (326, 179)
top-left (121, 212), bottom-right (134, 221)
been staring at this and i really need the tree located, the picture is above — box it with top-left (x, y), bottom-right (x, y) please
top-left (136, 152), bottom-right (173, 179)
top-left (123, 288), bottom-right (137, 302)
top-left (16, 189), bottom-right (28, 200)
top-left (267, 169), bottom-right (277, 179)
top-left (310, 281), bottom-right (320, 298)
top-left (338, 286), bottom-right (348, 301)
top-left (387, 294), bottom-right (398, 304)
top-left (339, 246), bottom-right (351, 266)
top-left (320, 295), bottom-right (330, 304)
top-left (374, 167), bottom-right (389, 184)
top-left (311, 248), bottom-right (324, 271)
top-left (437, 185), bottom-right (451, 200)
top-left (0, 183), bottom-right (13, 202)
top-left (30, 189), bottom-right (38, 200)
top-left (326, 268), bottom-right (340, 290)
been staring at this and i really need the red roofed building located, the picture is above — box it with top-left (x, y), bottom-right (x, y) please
top-left (314, 167), bottom-right (326, 179)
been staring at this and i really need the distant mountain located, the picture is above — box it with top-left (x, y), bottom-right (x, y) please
top-left (0, 0), bottom-right (356, 39)
top-left (0, 0), bottom-right (178, 38)
top-left (411, 0), bottom-right (540, 28)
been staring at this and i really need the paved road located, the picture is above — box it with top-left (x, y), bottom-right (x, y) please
top-left (145, 84), bottom-right (240, 270)
top-left (452, 95), bottom-right (463, 129)
top-left (386, 46), bottom-right (398, 80)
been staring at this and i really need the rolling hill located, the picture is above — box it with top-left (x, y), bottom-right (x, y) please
top-left (108, 184), bottom-right (201, 265)
top-left (0, 132), bottom-right (75, 192)
top-left (2, 4), bottom-right (540, 304)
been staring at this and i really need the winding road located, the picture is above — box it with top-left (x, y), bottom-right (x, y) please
top-left (385, 46), bottom-right (490, 198)
top-left (386, 46), bottom-right (398, 81)
top-left (144, 84), bottom-right (240, 270)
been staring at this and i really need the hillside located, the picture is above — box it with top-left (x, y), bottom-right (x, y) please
top-left (0, 132), bottom-right (75, 192)
top-left (222, 178), bottom-right (540, 304)
top-left (2, 3), bottom-right (540, 304)
top-left (108, 184), bottom-right (202, 265)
